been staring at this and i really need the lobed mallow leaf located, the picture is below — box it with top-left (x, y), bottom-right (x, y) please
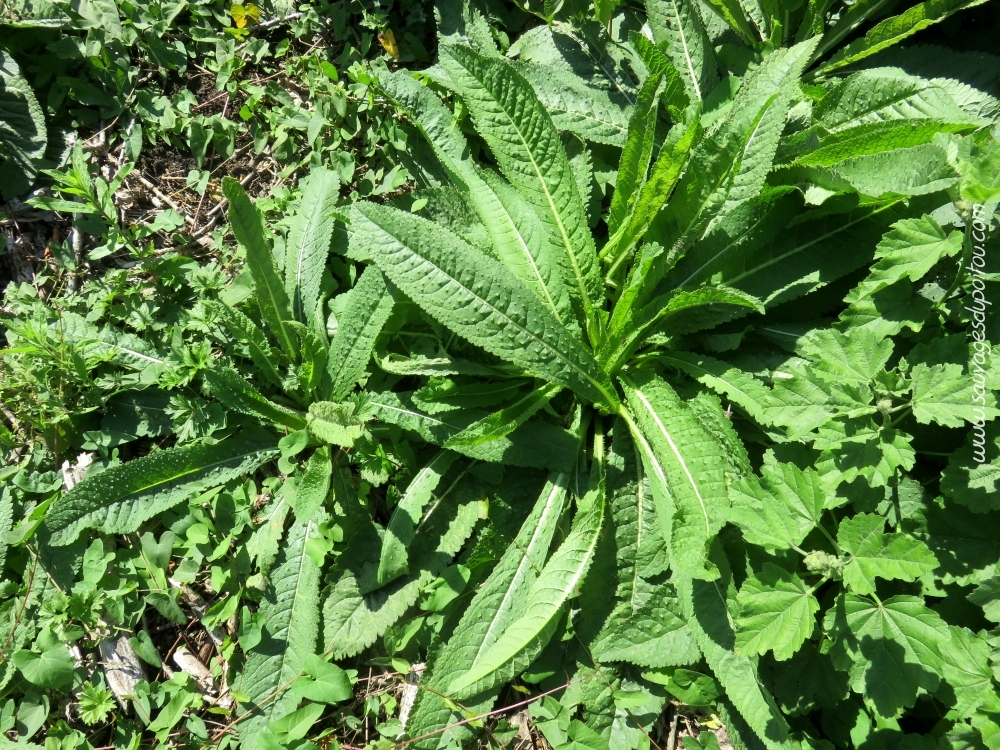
top-left (727, 459), bottom-right (826, 551)
top-left (838, 513), bottom-right (938, 595)
top-left (825, 594), bottom-right (950, 718)
top-left (735, 563), bottom-right (819, 661)
top-left (847, 214), bottom-right (964, 301)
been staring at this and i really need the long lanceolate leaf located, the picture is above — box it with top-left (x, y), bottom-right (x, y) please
top-left (447, 483), bottom-right (604, 699)
top-left (629, 32), bottom-right (690, 118)
top-left (718, 38), bottom-right (820, 215)
top-left (377, 71), bottom-right (577, 330)
top-left (590, 428), bottom-right (700, 668)
top-left (481, 172), bottom-right (578, 333)
top-left (645, 0), bottom-right (717, 103)
top-left (369, 391), bottom-right (579, 471)
top-left (440, 45), bottom-right (603, 339)
top-left (326, 266), bottom-right (396, 402)
top-left (646, 39), bottom-right (817, 262)
top-left (405, 473), bottom-right (569, 747)
top-left (608, 72), bottom-right (664, 236)
top-left (513, 62), bottom-right (632, 147)
top-left (815, 0), bottom-right (989, 76)
top-left (237, 513), bottom-right (324, 750)
top-left (323, 468), bottom-right (484, 659)
top-left (0, 51), bottom-right (47, 191)
top-left (203, 366), bottom-right (308, 430)
top-left (620, 371), bottom-right (729, 580)
top-left (377, 451), bottom-right (460, 587)
top-left (285, 167), bottom-right (339, 325)
top-left (602, 115), bottom-right (701, 280)
top-left (719, 199), bottom-right (912, 308)
top-left (813, 68), bottom-right (989, 132)
top-left (444, 382), bottom-right (562, 448)
top-left (44, 438), bottom-right (279, 546)
top-left (294, 446), bottom-right (332, 524)
top-left (349, 202), bottom-right (619, 411)
top-left (701, 0), bottom-right (761, 46)
top-left (658, 351), bottom-right (775, 426)
top-left (206, 301), bottom-right (283, 388)
top-left (602, 286), bottom-right (764, 375)
top-left (809, 0), bottom-right (894, 62)
top-left (223, 177), bottom-right (299, 360)
top-left (676, 572), bottom-right (794, 749)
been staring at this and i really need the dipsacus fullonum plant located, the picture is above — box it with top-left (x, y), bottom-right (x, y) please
top-left (3, 0), bottom-right (1000, 749)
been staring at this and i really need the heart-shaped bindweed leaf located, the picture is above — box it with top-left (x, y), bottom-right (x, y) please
top-left (291, 655), bottom-right (354, 704)
top-left (266, 701), bottom-right (325, 741)
top-left (12, 630), bottom-right (76, 690)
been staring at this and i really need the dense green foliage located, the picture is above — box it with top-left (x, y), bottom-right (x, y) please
top-left (1, 0), bottom-right (999, 749)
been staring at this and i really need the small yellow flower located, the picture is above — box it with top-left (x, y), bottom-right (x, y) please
top-left (230, 3), bottom-right (259, 28)
top-left (378, 28), bottom-right (399, 58)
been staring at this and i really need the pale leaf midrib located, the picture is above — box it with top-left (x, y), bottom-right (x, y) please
top-left (98, 342), bottom-right (165, 364)
top-left (58, 445), bottom-right (273, 531)
top-left (247, 518), bottom-right (315, 712)
top-left (460, 509), bottom-right (600, 689)
top-left (237, 205), bottom-right (296, 355)
top-left (471, 476), bottom-right (565, 665)
top-left (461, 69), bottom-right (594, 317)
top-left (667, 0), bottom-right (702, 102)
top-left (633, 387), bottom-right (711, 534)
top-left (631, 455), bottom-right (645, 614)
top-left (476, 176), bottom-right (565, 324)
top-left (423, 126), bottom-right (566, 326)
top-left (724, 201), bottom-right (899, 287)
top-left (375, 228), bottom-right (612, 406)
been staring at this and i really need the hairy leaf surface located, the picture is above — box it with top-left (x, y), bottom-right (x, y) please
top-left (238, 514), bottom-right (324, 749)
top-left (223, 177), bottom-right (298, 359)
top-left (621, 371), bottom-right (729, 579)
top-left (838, 513), bottom-right (938, 595)
top-left (326, 266), bottom-right (397, 402)
top-left (448, 487), bottom-right (604, 699)
top-left (378, 70), bottom-right (576, 328)
top-left (405, 473), bottom-right (568, 747)
top-left (46, 438), bottom-right (278, 545)
top-left (285, 167), bottom-right (339, 324)
top-left (349, 202), bottom-right (618, 409)
top-left (440, 45), bottom-right (603, 333)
